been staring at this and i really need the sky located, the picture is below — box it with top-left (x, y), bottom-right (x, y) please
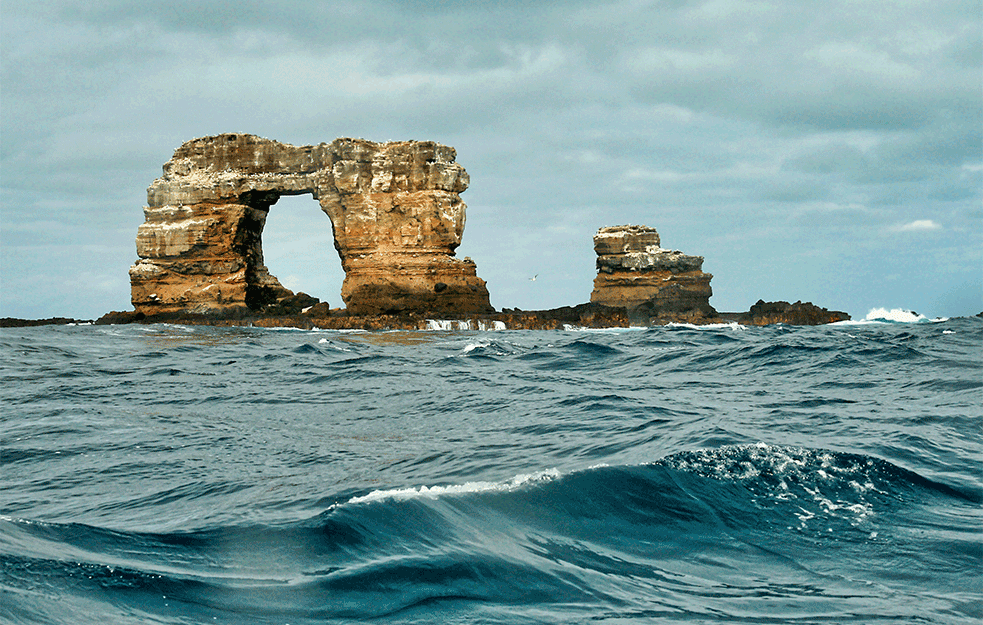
top-left (2, 0), bottom-right (981, 320)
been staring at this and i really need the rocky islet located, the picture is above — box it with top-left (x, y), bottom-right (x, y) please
top-left (17, 133), bottom-right (848, 329)
top-left (589, 225), bottom-right (717, 324)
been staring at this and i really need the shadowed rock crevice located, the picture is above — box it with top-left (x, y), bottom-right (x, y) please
top-left (129, 134), bottom-right (492, 317)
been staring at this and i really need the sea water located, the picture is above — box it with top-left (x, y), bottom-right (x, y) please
top-left (1, 312), bottom-right (980, 624)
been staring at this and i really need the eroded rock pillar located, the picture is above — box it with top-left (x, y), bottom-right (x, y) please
top-left (589, 225), bottom-right (717, 323)
top-left (318, 139), bottom-right (492, 316)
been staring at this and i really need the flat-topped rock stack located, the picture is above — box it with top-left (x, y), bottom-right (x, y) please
top-left (129, 134), bottom-right (493, 318)
top-left (589, 225), bottom-right (718, 324)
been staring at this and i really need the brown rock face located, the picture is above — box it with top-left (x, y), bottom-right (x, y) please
top-left (589, 225), bottom-right (717, 323)
top-left (737, 300), bottom-right (850, 325)
top-left (130, 134), bottom-right (492, 317)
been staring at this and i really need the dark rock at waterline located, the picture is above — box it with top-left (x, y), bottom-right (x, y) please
top-left (259, 292), bottom-right (321, 316)
top-left (730, 300), bottom-right (850, 326)
top-left (89, 298), bottom-right (849, 330)
top-left (0, 317), bottom-right (94, 328)
top-left (93, 302), bottom-right (632, 331)
top-left (93, 311), bottom-right (145, 325)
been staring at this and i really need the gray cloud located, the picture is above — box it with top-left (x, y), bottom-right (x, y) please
top-left (2, 0), bottom-right (980, 319)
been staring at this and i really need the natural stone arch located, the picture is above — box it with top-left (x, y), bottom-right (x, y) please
top-left (129, 134), bottom-right (493, 317)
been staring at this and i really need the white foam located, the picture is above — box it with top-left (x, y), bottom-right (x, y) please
top-left (562, 325), bottom-right (649, 332)
top-left (665, 444), bottom-right (880, 531)
top-left (425, 319), bottom-right (473, 331)
top-left (866, 308), bottom-right (927, 323)
top-left (462, 341), bottom-right (489, 353)
top-left (666, 322), bottom-right (746, 331)
top-left (839, 307), bottom-right (951, 324)
top-left (345, 469), bottom-right (561, 505)
top-left (426, 319), bottom-right (505, 331)
top-left (316, 337), bottom-right (352, 351)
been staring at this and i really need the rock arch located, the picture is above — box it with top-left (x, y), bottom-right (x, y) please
top-left (129, 134), bottom-right (493, 316)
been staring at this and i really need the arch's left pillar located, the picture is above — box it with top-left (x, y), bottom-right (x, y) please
top-left (129, 134), bottom-right (321, 316)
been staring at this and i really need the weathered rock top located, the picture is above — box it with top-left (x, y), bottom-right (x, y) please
top-left (149, 134), bottom-right (469, 208)
top-left (594, 224), bottom-right (661, 254)
top-left (594, 224), bottom-right (704, 274)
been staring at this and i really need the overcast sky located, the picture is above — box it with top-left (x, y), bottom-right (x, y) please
top-left (2, 0), bottom-right (980, 320)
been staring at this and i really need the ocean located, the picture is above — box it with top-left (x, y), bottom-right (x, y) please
top-left (2, 311), bottom-right (980, 624)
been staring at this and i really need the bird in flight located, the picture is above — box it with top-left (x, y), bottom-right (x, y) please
top-left (529, 274), bottom-right (538, 281)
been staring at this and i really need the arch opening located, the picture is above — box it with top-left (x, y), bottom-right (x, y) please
top-left (259, 193), bottom-right (344, 310)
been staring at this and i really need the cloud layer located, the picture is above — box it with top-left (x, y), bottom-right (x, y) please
top-left (2, 0), bottom-right (980, 318)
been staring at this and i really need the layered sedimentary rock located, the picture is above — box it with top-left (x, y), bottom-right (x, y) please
top-left (130, 134), bottom-right (492, 317)
top-left (590, 225), bottom-right (717, 323)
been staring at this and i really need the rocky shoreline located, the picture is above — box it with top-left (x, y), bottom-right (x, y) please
top-left (2, 135), bottom-right (856, 330)
top-left (2, 299), bottom-right (850, 330)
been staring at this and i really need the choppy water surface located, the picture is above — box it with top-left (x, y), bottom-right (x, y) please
top-left (2, 316), bottom-right (981, 624)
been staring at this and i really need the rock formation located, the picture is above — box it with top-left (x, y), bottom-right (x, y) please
top-left (129, 134), bottom-right (492, 317)
top-left (736, 300), bottom-right (850, 326)
top-left (589, 225), bottom-right (717, 323)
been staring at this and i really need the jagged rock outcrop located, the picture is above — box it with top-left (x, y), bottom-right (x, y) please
top-left (589, 225), bottom-right (718, 323)
top-left (129, 134), bottom-right (492, 317)
top-left (736, 300), bottom-right (850, 325)
top-left (0, 317), bottom-right (93, 328)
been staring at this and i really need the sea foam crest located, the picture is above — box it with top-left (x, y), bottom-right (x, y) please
top-left (859, 308), bottom-right (948, 323)
top-left (666, 322), bottom-right (746, 331)
top-left (346, 469), bottom-right (561, 505)
top-left (462, 341), bottom-right (489, 354)
top-left (658, 443), bottom-right (882, 528)
top-left (425, 319), bottom-right (506, 331)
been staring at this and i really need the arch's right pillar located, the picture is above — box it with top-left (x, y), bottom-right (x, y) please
top-left (318, 139), bottom-right (493, 316)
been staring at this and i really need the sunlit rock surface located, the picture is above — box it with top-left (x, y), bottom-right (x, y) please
top-left (589, 225), bottom-right (718, 324)
top-left (130, 134), bottom-right (492, 317)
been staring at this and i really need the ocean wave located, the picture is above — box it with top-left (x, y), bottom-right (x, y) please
top-left (4, 322), bottom-right (980, 624)
top-left (424, 319), bottom-right (506, 331)
top-left (665, 321), bottom-right (747, 331)
top-left (3, 446), bottom-right (979, 624)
